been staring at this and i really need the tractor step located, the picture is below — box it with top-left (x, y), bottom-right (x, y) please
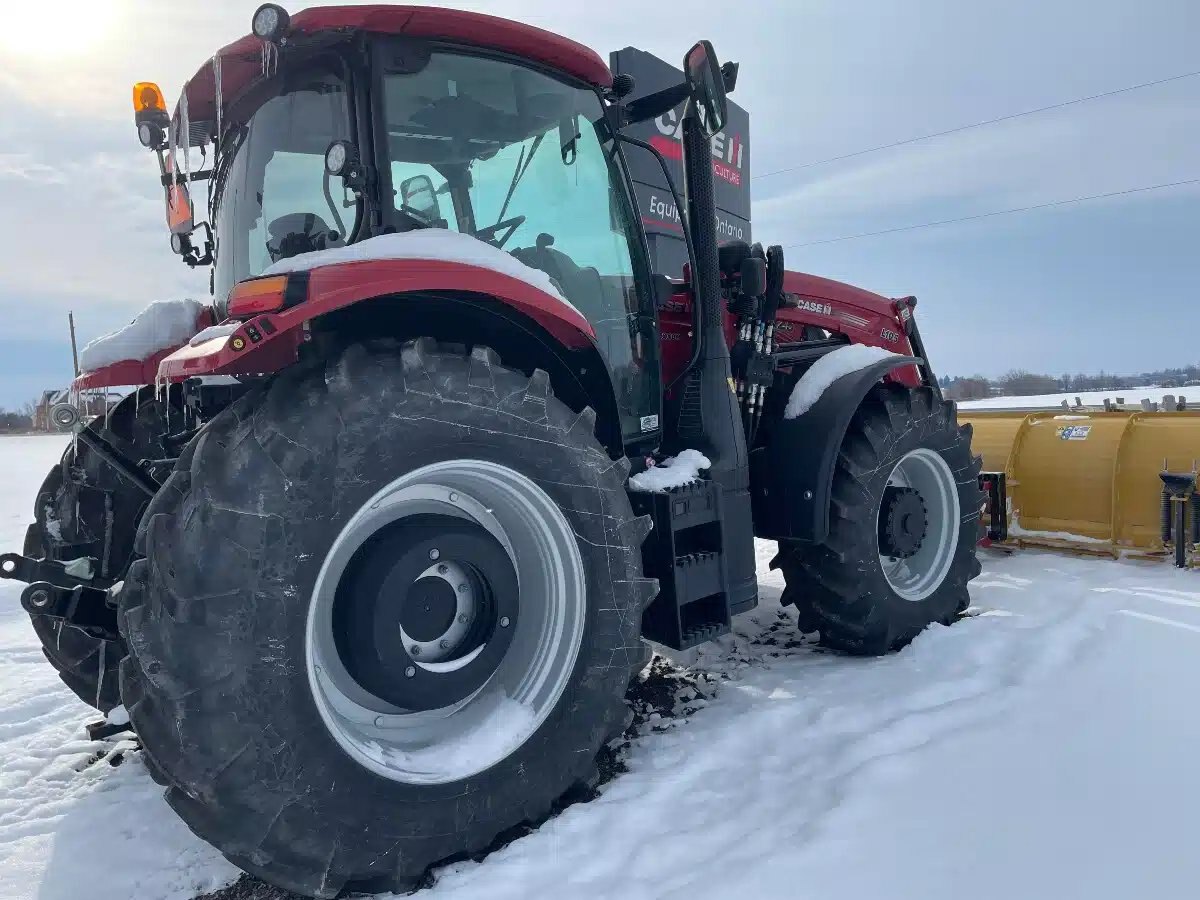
top-left (631, 480), bottom-right (733, 650)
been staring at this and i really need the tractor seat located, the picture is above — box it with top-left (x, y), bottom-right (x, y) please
top-left (266, 212), bottom-right (344, 263)
top-left (510, 236), bottom-right (625, 328)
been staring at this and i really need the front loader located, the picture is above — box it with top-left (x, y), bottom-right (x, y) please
top-left (0, 5), bottom-right (982, 895)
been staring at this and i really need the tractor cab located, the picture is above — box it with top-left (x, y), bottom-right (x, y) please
top-left (159, 18), bottom-right (666, 442)
top-left (214, 46), bottom-right (650, 309)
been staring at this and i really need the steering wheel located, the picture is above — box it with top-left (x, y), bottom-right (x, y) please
top-left (474, 215), bottom-right (526, 249)
top-left (265, 212), bottom-right (340, 263)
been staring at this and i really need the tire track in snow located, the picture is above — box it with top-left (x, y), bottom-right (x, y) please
top-left (416, 551), bottom-right (1108, 899)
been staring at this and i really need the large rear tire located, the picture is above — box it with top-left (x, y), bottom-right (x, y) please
top-left (118, 340), bottom-right (655, 897)
top-left (774, 384), bottom-right (982, 654)
top-left (24, 388), bottom-right (176, 713)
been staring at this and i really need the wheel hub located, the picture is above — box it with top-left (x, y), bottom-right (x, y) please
top-left (333, 516), bottom-right (518, 712)
top-left (876, 448), bottom-right (961, 602)
top-left (879, 486), bottom-right (928, 558)
top-left (306, 459), bottom-right (588, 785)
top-left (402, 576), bottom-right (458, 642)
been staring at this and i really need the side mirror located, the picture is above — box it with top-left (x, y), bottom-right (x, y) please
top-left (683, 40), bottom-right (728, 136)
top-left (399, 174), bottom-right (441, 221)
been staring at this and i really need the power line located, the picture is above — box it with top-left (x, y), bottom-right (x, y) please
top-left (783, 177), bottom-right (1200, 248)
top-left (754, 69), bottom-right (1200, 181)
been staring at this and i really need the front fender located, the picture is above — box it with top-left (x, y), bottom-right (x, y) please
top-left (752, 355), bottom-right (922, 543)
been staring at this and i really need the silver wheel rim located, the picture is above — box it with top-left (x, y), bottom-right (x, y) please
top-left (877, 448), bottom-right (960, 601)
top-left (306, 459), bottom-right (586, 785)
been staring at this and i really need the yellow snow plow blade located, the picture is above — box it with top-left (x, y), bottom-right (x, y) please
top-left (963, 408), bottom-right (1200, 559)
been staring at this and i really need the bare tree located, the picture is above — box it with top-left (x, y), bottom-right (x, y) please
top-left (998, 370), bottom-right (1059, 397)
top-left (945, 376), bottom-right (993, 401)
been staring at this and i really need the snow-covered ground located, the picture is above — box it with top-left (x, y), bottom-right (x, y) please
top-left (3, 435), bottom-right (1200, 899)
top-left (961, 385), bottom-right (1193, 410)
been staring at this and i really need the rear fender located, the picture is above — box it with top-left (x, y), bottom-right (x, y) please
top-left (751, 355), bottom-right (922, 543)
top-left (157, 258), bottom-right (597, 382)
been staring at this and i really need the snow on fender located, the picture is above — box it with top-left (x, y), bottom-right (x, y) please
top-left (262, 229), bottom-right (584, 318)
top-left (784, 345), bottom-right (904, 420)
top-left (78, 298), bottom-right (207, 372)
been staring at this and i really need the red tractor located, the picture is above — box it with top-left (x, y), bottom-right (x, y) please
top-left (0, 5), bottom-right (981, 895)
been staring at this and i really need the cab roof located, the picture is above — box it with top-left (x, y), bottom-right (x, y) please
top-left (176, 4), bottom-right (612, 127)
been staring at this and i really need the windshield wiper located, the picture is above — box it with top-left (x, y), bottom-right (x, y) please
top-left (495, 132), bottom-right (545, 227)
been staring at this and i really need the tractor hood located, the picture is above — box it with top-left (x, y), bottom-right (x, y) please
top-left (72, 299), bottom-right (214, 392)
top-left (782, 270), bottom-right (900, 320)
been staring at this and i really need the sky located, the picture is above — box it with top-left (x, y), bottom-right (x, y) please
top-left (0, 0), bottom-right (1197, 408)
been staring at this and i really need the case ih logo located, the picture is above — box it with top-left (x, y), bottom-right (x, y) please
top-left (651, 110), bottom-right (746, 187)
top-left (795, 298), bottom-right (832, 317)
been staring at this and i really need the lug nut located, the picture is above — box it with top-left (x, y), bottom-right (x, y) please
top-left (499, 616), bottom-right (511, 628)
top-left (437, 564), bottom-right (449, 575)
top-left (439, 639), bottom-right (450, 650)
top-left (458, 584), bottom-right (469, 594)
top-left (448, 492), bottom-right (459, 502)
top-left (429, 548), bottom-right (440, 560)
top-left (410, 645), bottom-right (421, 656)
top-left (405, 666), bottom-right (416, 678)
top-left (458, 613), bottom-right (469, 624)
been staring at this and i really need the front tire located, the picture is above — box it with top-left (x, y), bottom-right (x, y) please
top-left (24, 388), bottom-right (176, 712)
top-left (118, 340), bottom-right (655, 897)
top-left (775, 384), bottom-right (982, 654)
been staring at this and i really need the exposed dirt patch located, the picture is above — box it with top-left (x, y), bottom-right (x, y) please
top-left (76, 734), bottom-right (140, 772)
top-left (196, 876), bottom-right (300, 900)
top-left (597, 654), bottom-right (723, 780)
top-left (745, 608), bottom-right (819, 653)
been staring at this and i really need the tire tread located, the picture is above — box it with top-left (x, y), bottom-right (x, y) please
top-left (119, 341), bottom-right (649, 897)
top-left (777, 383), bottom-right (984, 654)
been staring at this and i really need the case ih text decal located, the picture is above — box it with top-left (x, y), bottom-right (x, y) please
top-left (651, 109), bottom-right (746, 187)
top-left (795, 298), bottom-right (833, 317)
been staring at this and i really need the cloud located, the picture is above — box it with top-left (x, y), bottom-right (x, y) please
top-left (0, 0), bottom-right (1198, 398)
top-left (0, 154), bottom-right (66, 185)
top-left (753, 89), bottom-right (1200, 247)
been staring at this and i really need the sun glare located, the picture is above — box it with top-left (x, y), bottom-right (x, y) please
top-left (0, 0), bottom-right (110, 57)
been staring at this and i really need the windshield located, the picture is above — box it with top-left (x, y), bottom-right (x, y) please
top-left (382, 50), bottom-right (660, 440)
top-left (213, 67), bottom-right (352, 302)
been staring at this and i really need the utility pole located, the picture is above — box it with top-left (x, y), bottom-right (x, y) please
top-left (68, 312), bottom-right (80, 377)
